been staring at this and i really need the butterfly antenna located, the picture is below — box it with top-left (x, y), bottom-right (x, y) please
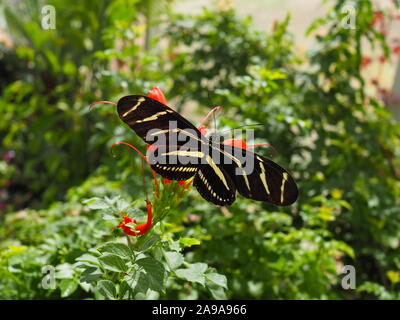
top-left (212, 108), bottom-right (218, 142)
top-left (248, 143), bottom-right (278, 153)
top-left (218, 123), bottom-right (264, 135)
top-left (89, 100), bottom-right (117, 111)
top-left (219, 124), bottom-right (277, 153)
top-left (198, 105), bottom-right (223, 127)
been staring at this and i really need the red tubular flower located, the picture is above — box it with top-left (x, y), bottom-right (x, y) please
top-left (148, 86), bottom-right (167, 104)
top-left (222, 138), bottom-right (249, 150)
top-left (361, 56), bottom-right (372, 68)
top-left (117, 201), bottom-right (153, 236)
top-left (163, 178), bottom-right (188, 185)
top-left (371, 11), bottom-right (384, 27)
top-left (378, 55), bottom-right (387, 64)
top-left (222, 138), bottom-right (276, 152)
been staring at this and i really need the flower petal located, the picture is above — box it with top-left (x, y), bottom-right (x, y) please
top-left (148, 86), bottom-right (167, 104)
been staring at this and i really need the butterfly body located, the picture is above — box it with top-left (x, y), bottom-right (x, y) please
top-left (117, 95), bottom-right (298, 206)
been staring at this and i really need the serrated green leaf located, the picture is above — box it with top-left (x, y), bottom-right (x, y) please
top-left (139, 235), bottom-right (160, 251)
top-left (80, 266), bottom-right (102, 283)
top-left (205, 273), bottom-right (228, 289)
top-left (118, 281), bottom-right (132, 299)
top-left (207, 282), bottom-right (227, 300)
top-left (163, 251), bottom-right (184, 270)
top-left (175, 263), bottom-right (208, 286)
top-left (135, 289), bottom-right (160, 300)
top-left (136, 257), bottom-right (165, 292)
top-left (124, 269), bottom-right (149, 294)
top-left (102, 213), bottom-right (119, 221)
top-left (99, 253), bottom-right (128, 273)
top-left (168, 240), bottom-right (182, 252)
top-left (98, 242), bottom-right (133, 259)
top-left (97, 280), bottom-right (116, 299)
top-left (75, 254), bottom-right (100, 267)
top-left (83, 197), bottom-right (110, 210)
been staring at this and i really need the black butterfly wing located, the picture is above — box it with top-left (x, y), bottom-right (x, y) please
top-left (193, 156), bottom-right (237, 206)
top-left (148, 142), bottom-right (237, 205)
top-left (148, 143), bottom-right (237, 206)
top-left (117, 95), bottom-right (207, 147)
top-left (116, 94), bottom-right (297, 206)
top-left (215, 144), bottom-right (298, 206)
top-left (147, 144), bottom-right (200, 181)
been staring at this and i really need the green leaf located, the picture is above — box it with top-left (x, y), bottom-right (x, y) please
top-left (136, 257), bottom-right (165, 292)
top-left (60, 279), bottom-right (78, 298)
top-left (98, 242), bottom-right (133, 259)
top-left (205, 273), bottom-right (228, 289)
top-left (83, 197), bottom-right (110, 210)
top-left (99, 253), bottom-right (128, 273)
top-left (75, 254), bottom-right (100, 267)
top-left (163, 251), bottom-right (184, 270)
top-left (179, 237), bottom-right (200, 248)
top-left (175, 263), bottom-right (208, 286)
top-left (124, 270), bottom-right (150, 294)
top-left (135, 289), bottom-right (160, 300)
top-left (119, 281), bottom-right (132, 299)
top-left (207, 283), bottom-right (227, 300)
top-left (79, 282), bottom-right (91, 293)
top-left (97, 280), bottom-right (117, 300)
top-left (55, 263), bottom-right (74, 279)
top-left (168, 240), bottom-right (182, 252)
top-left (80, 267), bottom-right (102, 283)
top-left (139, 235), bottom-right (160, 251)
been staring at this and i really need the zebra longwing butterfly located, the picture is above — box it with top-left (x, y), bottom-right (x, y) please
top-left (116, 95), bottom-right (298, 206)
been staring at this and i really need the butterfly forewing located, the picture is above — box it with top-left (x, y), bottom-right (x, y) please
top-left (117, 95), bottom-right (207, 147)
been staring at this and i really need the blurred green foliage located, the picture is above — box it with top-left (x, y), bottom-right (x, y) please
top-left (0, 0), bottom-right (400, 299)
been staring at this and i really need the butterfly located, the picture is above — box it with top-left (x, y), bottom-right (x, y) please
top-left (116, 95), bottom-right (298, 207)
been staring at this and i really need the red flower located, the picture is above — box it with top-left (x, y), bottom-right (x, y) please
top-left (117, 201), bottom-right (153, 236)
top-left (371, 11), bottom-right (384, 27)
top-left (222, 138), bottom-right (276, 152)
top-left (163, 178), bottom-right (186, 185)
top-left (148, 86), bottom-right (167, 104)
top-left (361, 56), bottom-right (372, 68)
top-left (378, 55), bottom-right (387, 64)
top-left (222, 138), bottom-right (249, 150)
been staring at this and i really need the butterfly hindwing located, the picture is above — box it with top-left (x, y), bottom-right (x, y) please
top-left (147, 143), bottom-right (237, 205)
top-left (193, 158), bottom-right (237, 206)
top-left (215, 144), bottom-right (298, 206)
top-left (147, 145), bottom-right (200, 181)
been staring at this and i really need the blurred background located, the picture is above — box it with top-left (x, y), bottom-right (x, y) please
top-left (0, 0), bottom-right (400, 300)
